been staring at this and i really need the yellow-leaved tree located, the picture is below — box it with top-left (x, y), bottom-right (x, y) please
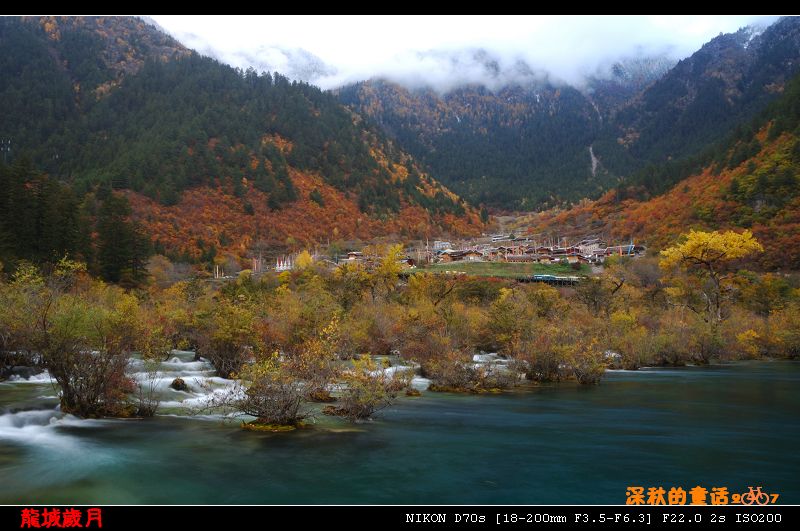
top-left (371, 243), bottom-right (405, 301)
top-left (660, 229), bottom-right (763, 325)
top-left (295, 250), bottom-right (314, 270)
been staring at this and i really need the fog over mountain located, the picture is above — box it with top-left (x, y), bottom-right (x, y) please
top-left (150, 15), bottom-right (775, 91)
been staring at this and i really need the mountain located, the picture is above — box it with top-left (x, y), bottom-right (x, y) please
top-left (339, 79), bottom-right (608, 210)
top-left (340, 18), bottom-right (800, 210)
top-left (584, 55), bottom-right (676, 120)
top-left (0, 16), bottom-right (187, 156)
top-left (519, 72), bottom-right (800, 270)
top-left (0, 16), bottom-right (482, 265)
top-left (4, 15), bottom-right (800, 273)
top-left (603, 17), bottom-right (800, 189)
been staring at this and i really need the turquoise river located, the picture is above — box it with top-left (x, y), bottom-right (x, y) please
top-left (1, 355), bottom-right (798, 504)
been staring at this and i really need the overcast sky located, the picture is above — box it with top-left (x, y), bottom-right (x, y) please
top-left (150, 15), bottom-right (777, 90)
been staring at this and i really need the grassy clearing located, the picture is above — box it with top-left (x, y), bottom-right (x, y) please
top-left (419, 261), bottom-right (590, 278)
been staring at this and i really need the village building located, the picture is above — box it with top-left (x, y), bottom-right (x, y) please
top-left (438, 251), bottom-right (460, 263)
top-left (577, 238), bottom-right (607, 256)
top-left (565, 253), bottom-right (589, 264)
top-left (438, 249), bottom-right (484, 263)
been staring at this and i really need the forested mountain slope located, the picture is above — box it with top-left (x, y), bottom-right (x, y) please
top-left (521, 73), bottom-right (800, 269)
top-left (0, 16), bottom-right (481, 269)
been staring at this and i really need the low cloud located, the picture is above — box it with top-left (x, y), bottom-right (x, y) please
top-left (150, 15), bottom-right (777, 92)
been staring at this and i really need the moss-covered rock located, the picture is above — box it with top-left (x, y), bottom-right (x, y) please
top-left (170, 377), bottom-right (188, 391)
top-left (241, 421), bottom-right (297, 432)
top-left (428, 384), bottom-right (503, 394)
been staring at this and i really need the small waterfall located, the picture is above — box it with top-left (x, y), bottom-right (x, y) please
top-left (7, 369), bottom-right (55, 383)
top-left (0, 408), bottom-right (98, 451)
top-left (1, 350), bottom-right (237, 426)
top-left (589, 145), bottom-right (600, 177)
top-left (128, 350), bottom-right (236, 413)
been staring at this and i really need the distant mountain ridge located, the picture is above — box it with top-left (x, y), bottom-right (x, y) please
top-left (339, 79), bottom-right (607, 209)
top-left (339, 17), bottom-right (800, 210)
top-left (606, 19), bottom-right (800, 172)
